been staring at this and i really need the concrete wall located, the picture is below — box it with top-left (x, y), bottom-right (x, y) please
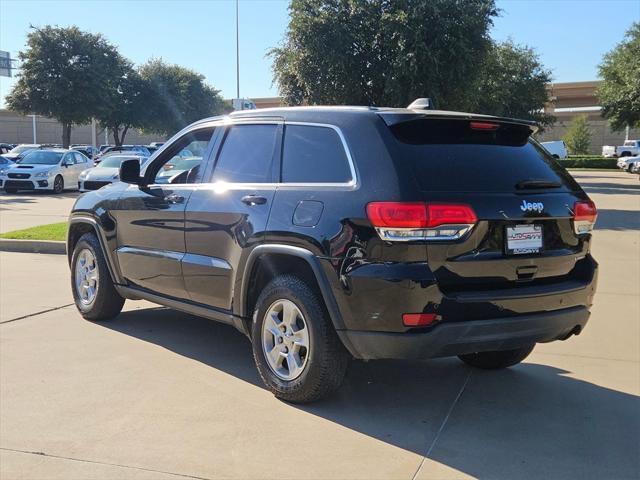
top-left (0, 110), bottom-right (164, 145)
top-left (538, 112), bottom-right (640, 155)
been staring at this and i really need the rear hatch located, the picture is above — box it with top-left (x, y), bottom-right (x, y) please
top-left (380, 115), bottom-right (596, 300)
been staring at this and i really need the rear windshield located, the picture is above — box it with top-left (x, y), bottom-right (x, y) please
top-left (389, 119), bottom-right (580, 192)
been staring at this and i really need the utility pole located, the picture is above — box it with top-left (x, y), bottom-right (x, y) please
top-left (236, 0), bottom-right (241, 107)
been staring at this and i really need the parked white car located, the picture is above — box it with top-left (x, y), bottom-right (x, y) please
top-left (602, 140), bottom-right (640, 158)
top-left (617, 155), bottom-right (640, 172)
top-left (0, 149), bottom-right (92, 194)
top-left (78, 154), bottom-right (146, 192)
top-left (541, 140), bottom-right (568, 159)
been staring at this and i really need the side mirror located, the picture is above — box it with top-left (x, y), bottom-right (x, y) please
top-left (119, 158), bottom-right (143, 185)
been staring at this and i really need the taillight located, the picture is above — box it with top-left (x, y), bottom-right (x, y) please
top-left (365, 202), bottom-right (427, 228)
top-left (573, 200), bottom-right (597, 234)
top-left (366, 202), bottom-right (477, 241)
top-left (402, 313), bottom-right (440, 327)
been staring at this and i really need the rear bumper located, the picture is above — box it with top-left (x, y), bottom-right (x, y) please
top-left (338, 306), bottom-right (589, 360)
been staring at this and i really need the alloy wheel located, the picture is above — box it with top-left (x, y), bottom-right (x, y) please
top-left (75, 248), bottom-right (99, 305)
top-left (54, 176), bottom-right (63, 193)
top-left (261, 299), bottom-right (310, 380)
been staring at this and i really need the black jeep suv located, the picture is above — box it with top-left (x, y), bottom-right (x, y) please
top-left (68, 106), bottom-right (598, 403)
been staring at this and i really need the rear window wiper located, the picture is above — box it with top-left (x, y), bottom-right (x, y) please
top-left (516, 179), bottom-right (562, 189)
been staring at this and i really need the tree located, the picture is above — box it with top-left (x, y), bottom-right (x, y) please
top-left (475, 40), bottom-right (554, 127)
top-left (94, 56), bottom-right (147, 146)
top-left (5, 26), bottom-right (121, 147)
top-left (597, 22), bottom-right (640, 131)
top-left (139, 59), bottom-right (224, 136)
top-left (563, 115), bottom-right (592, 155)
top-left (270, 0), bottom-right (498, 110)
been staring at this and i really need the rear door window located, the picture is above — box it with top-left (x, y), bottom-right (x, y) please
top-left (212, 124), bottom-right (278, 183)
top-left (282, 124), bottom-right (352, 183)
top-left (388, 119), bottom-right (580, 192)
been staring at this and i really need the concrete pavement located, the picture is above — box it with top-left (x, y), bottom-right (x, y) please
top-left (0, 191), bottom-right (79, 233)
top-left (0, 171), bottom-right (638, 479)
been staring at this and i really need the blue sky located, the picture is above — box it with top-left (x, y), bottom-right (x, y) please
top-left (0, 0), bottom-right (638, 108)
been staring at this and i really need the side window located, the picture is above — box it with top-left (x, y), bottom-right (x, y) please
top-left (74, 152), bottom-right (86, 164)
top-left (211, 124), bottom-right (278, 183)
top-left (150, 127), bottom-right (216, 185)
top-left (282, 125), bottom-right (352, 183)
top-left (62, 153), bottom-right (73, 165)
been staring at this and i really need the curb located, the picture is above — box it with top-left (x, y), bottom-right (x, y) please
top-left (0, 238), bottom-right (66, 255)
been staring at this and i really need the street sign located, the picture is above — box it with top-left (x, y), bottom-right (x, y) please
top-left (0, 51), bottom-right (13, 77)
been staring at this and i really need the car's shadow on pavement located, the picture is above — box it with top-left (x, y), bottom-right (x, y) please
top-left (0, 190), bottom-right (80, 207)
top-left (595, 209), bottom-right (640, 231)
top-left (581, 182), bottom-right (640, 195)
top-left (104, 307), bottom-right (640, 479)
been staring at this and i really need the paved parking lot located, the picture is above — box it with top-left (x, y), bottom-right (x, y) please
top-left (0, 191), bottom-right (79, 233)
top-left (0, 171), bottom-right (638, 479)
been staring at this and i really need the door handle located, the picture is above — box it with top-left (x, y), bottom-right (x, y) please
top-left (164, 193), bottom-right (184, 204)
top-left (241, 195), bottom-right (267, 206)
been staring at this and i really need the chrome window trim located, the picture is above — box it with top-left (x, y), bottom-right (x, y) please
top-left (280, 121), bottom-right (357, 188)
top-left (140, 118), bottom-right (225, 177)
top-left (141, 118), bottom-right (358, 190)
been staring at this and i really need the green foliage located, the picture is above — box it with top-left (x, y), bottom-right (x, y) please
top-left (5, 26), bottom-right (121, 147)
top-left (139, 59), bottom-right (224, 136)
top-left (563, 115), bottom-right (592, 155)
top-left (94, 57), bottom-right (147, 146)
top-left (0, 222), bottom-right (67, 241)
top-left (597, 23), bottom-right (640, 131)
top-left (557, 157), bottom-right (617, 169)
top-left (5, 26), bottom-right (225, 144)
top-left (270, 0), bottom-right (498, 110)
top-left (475, 40), bottom-right (554, 127)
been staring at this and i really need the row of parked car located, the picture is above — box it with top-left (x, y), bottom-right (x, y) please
top-left (0, 142), bottom-right (164, 161)
top-left (0, 142), bottom-right (165, 194)
top-left (616, 154), bottom-right (640, 176)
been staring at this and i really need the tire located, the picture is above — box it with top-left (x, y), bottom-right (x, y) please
top-left (4, 188), bottom-right (17, 194)
top-left (251, 274), bottom-right (350, 403)
top-left (53, 175), bottom-right (64, 194)
top-left (71, 232), bottom-right (125, 321)
top-left (458, 344), bottom-right (535, 370)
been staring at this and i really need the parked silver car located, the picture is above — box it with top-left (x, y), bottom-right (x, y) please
top-left (78, 154), bottom-right (146, 192)
top-left (1, 149), bottom-right (92, 194)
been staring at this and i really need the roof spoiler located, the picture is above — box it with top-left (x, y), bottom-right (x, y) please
top-left (379, 111), bottom-right (539, 135)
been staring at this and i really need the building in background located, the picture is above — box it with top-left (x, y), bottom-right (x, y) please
top-left (538, 81), bottom-right (639, 154)
top-left (1, 82), bottom-right (637, 152)
top-left (0, 110), bottom-right (162, 145)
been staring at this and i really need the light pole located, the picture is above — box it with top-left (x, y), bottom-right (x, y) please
top-left (236, 0), bottom-right (240, 103)
top-left (91, 118), bottom-right (97, 149)
top-left (27, 114), bottom-right (38, 143)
